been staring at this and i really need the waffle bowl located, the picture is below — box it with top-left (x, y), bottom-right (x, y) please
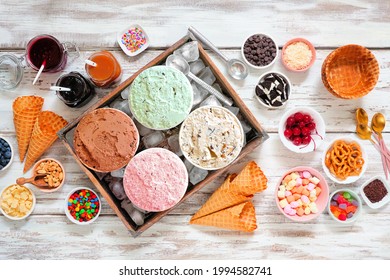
top-left (322, 45), bottom-right (379, 99)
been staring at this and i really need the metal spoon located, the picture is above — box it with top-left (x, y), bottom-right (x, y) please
top-left (166, 54), bottom-right (233, 106)
top-left (16, 173), bottom-right (50, 188)
top-left (355, 108), bottom-right (369, 125)
top-left (188, 26), bottom-right (248, 80)
top-left (356, 123), bottom-right (377, 145)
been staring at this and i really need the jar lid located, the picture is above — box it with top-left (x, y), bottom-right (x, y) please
top-left (0, 54), bottom-right (24, 90)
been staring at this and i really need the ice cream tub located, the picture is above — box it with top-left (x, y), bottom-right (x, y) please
top-left (128, 66), bottom-right (193, 130)
top-left (123, 148), bottom-right (188, 212)
top-left (73, 108), bottom-right (139, 173)
top-left (180, 106), bottom-right (245, 170)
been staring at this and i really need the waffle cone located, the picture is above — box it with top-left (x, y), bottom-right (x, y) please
top-left (322, 45), bottom-right (379, 99)
top-left (191, 161), bottom-right (267, 221)
top-left (23, 111), bottom-right (68, 173)
top-left (13, 96), bottom-right (44, 161)
top-left (190, 201), bottom-right (257, 232)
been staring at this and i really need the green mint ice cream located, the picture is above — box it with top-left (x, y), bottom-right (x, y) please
top-left (129, 66), bottom-right (193, 130)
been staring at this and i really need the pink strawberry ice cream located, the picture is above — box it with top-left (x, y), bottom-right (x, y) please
top-left (123, 148), bottom-right (188, 212)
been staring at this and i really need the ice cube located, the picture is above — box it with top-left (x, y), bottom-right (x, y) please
top-left (224, 106), bottom-right (240, 116)
top-left (142, 131), bottom-right (165, 148)
top-left (212, 83), bottom-right (222, 93)
top-left (111, 167), bottom-right (126, 178)
top-left (189, 59), bottom-right (205, 75)
top-left (198, 67), bottom-right (216, 85)
top-left (110, 99), bottom-right (132, 116)
top-left (184, 158), bottom-right (194, 173)
top-left (109, 178), bottom-right (127, 200)
top-left (95, 172), bottom-right (108, 181)
top-left (189, 167), bottom-right (208, 185)
top-left (240, 120), bottom-right (252, 134)
top-left (191, 82), bottom-right (208, 106)
top-left (199, 95), bottom-right (222, 107)
top-left (173, 41), bottom-right (199, 62)
top-left (133, 118), bottom-right (153, 136)
top-left (121, 199), bottom-right (145, 226)
top-left (121, 90), bottom-right (129, 99)
top-left (167, 134), bottom-right (183, 157)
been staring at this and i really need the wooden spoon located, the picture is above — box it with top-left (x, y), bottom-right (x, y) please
top-left (16, 173), bottom-right (50, 188)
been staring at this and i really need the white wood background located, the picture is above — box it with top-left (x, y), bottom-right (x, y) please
top-left (0, 0), bottom-right (390, 260)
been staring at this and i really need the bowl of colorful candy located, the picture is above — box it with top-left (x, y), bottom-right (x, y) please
top-left (275, 166), bottom-right (329, 222)
top-left (328, 189), bottom-right (362, 223)
top-left (278, 107), bottom-right (326, 153)
top-left (359, 176), bottom-right (390, 209)
top-left (65, 187), bottom-right (101, 225)
top-left (0, 137), bottom-right (14, 173)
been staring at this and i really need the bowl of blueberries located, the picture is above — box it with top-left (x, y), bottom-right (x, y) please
top-left (0, 137), bottom-right (13, 172)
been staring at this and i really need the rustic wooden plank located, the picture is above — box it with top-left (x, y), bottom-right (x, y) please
top-left (1, 49), bottom-right (390, 133)
top-left (0, 0), bottom-right (390, 49)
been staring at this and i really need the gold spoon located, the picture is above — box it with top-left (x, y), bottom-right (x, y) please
top-left (356, 108), bottom-right (369, 125)
top-left (356, 123), bottom-right (377, 145)
top-left (372, 113), bottom-right (386, 140)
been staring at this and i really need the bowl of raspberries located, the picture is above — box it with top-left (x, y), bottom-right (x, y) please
top-left (278, 107), bottom-right (326, 153)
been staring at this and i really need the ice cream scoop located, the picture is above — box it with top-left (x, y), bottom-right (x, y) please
top-left (188, 26), bottom-right (248, 80)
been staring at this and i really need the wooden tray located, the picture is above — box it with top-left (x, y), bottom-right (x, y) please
top-left (58, 34), bottom-right (269, 236)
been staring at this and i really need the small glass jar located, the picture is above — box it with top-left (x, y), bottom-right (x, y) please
top-left (26, 34), bottom-right (79, 73)
top-left (55, 71), bottom-right (95, 108)
top-left (0, 54), bottom-right (24, 90)
top-left (85, 51), bottom-right (122, 88)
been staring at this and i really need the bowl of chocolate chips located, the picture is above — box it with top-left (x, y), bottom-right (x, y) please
top-left (242, 33), bottom-right (278, 69)
top-left (254, 71), bottom-right (291, 108)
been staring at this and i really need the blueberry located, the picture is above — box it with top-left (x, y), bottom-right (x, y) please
top-left (4, 151), bottom-right (11, 159)
top-left (0, 165), bottom-right (3, 170)
top-left (0, 159), bottom-right (6, 166)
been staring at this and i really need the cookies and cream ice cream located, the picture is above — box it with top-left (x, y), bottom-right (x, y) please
top-left (179, 106), bottom-right (244, 170)
top-left (128, 66), bottom-right (193, 130)
top-left (123, 148), bottom-right (188, 212)
top-left (73, 108), bottom-right (139, 172)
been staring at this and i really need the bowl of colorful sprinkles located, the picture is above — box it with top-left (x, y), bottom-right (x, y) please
top-left (65, 187), bottom-right (101, 225)
top-left (117, 24), bottom-right (149, 56)
top-left (328, 189), bottom-right (362, 224)
top-left (275, 166), bottom-right (329, 222)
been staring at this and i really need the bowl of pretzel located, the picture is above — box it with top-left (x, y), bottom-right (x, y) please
top-left (322, 137), bottom-right (368, 184)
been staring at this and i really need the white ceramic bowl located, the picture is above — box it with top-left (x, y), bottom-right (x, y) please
top-left (328, 188), bottom-right (362, 224)
top-left (65, 187), bottom-right (101, 225)
top-left (179, 105), bottom-right (244, 171)
top-left (359, 175), bottom-right (390, 209)
top-left (0, 184), bottom-right (36, 221)
top-left (254, 71), bottom-right (291, 109)
top-left (321, 137), bottom-right (367, 184)
top-left (278, 107), bottom-right (326, 153)
top-left (241, 33), bottom-right (278, 70)
top-left (0, 137), bottom-right (14, 173)
top-left (117, 24), bottom-right (149, 57)
top-left (32, 158), bottom-right (66, 193)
